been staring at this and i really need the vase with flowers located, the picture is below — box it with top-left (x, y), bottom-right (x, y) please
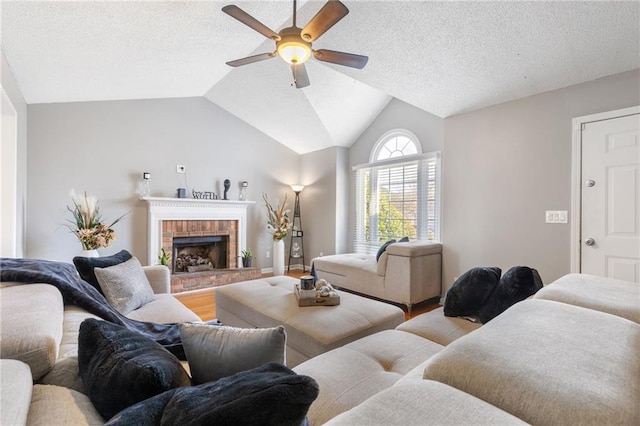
top-left (66, 190), bottom-right (128, 257)
top-left (263, 193), bottom-right (291, 276)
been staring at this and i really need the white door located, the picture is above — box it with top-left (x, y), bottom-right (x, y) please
top-left (581, 113), bottom-right (640, 282)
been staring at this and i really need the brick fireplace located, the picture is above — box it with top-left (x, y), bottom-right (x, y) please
top-left (143, 197), bottom-right (259, 293)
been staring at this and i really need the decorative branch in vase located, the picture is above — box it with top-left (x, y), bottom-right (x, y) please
top-left (263, 193), bottom-right (291, 276)
top-left (66, 190), bottom-right (128, 255)
top-left (263, 193), bottom-right (291, 241)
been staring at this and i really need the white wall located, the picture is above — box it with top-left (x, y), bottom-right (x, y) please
top-left (299, 146), bottom-right (348, 262)
top-left (26, 97), bottom-right (301, 267)
top-left (1, 51), bottom-right (27, 257)
top-left (442, 69), bottom-right (640, 293)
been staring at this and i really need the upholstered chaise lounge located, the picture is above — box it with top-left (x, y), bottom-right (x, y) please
top-left (311, 240), bottom-right (442, 313)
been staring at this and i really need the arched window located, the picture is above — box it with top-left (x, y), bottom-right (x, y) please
top-left (354, 130), bottom-right (440, 252)
top-left (371, 130), bottom-right (421, 161)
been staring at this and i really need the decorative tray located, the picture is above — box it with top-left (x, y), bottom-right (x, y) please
top-left (294, 284), bottom-right (340, 307)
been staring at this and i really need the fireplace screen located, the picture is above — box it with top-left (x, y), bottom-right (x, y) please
top-left (172, 236), bottom-right (228, 273)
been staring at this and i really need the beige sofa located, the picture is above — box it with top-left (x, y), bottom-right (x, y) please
top-left (293, 273), bottom-right (640, 425)
top-left (311, 241), bottom-right (442, 313)
top-left (0, 265), bottom-right (200, 424)
top-left (2, 270), bottom-right (638, 425)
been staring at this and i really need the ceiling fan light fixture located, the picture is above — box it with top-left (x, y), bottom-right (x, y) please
top-left (276, 28), bottom-right (311, 64)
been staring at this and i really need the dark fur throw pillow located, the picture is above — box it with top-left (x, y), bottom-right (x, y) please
top-left (105, 362), bottom-right (320, 426)
top-left (78, 318), bottom-right (191, 420)
top-left (73, 249), bottom-right (133, 294)
top-left (443, 267), bottom-right (501, 318)
top-left (476, 266), bottom-right (543, 323)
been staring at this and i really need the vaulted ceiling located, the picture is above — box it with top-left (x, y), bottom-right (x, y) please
top-left (2, 1), bottom-right (638, 154)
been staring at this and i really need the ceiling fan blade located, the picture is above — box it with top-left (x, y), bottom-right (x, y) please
top-left (226, 52), bottom-right (276, 67)
top-left (301, 0), bottom-right (349, 42)
top-left (292, 63), bottom-right (310, 88)
top-left (313, 49), bottom-right (368, 69)
top-left (222, 5), bottom-right (281, 41)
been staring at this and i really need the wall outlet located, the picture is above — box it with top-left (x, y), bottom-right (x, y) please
top-left (176, 165), bottom-right (186, 173)
top-left (266, 250), bottom-right (271, 258)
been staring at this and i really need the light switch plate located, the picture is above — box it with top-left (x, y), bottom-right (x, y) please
top-left (545, 210), bottom-right (568, 224)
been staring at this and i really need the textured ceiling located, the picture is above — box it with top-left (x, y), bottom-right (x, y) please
top-left (2, 1), bottom-right (639, 154)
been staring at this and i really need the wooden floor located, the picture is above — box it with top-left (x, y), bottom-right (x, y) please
top-left (173, 270), bottom-right (439, 322)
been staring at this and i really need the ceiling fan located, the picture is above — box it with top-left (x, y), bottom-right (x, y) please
top-left (222, 0), bottom-right (368, 88)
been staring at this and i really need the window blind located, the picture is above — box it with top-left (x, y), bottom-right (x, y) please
top-left (353, 152), bottom-right (440, 254)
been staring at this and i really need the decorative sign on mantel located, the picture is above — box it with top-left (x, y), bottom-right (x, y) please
top-left (141, 197), bottom-right (255, 267)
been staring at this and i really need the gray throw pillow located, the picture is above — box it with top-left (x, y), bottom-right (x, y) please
top-left (94, 257), bottom-right (155, 315)
top-left (180, 323), bottom-right (287, 385)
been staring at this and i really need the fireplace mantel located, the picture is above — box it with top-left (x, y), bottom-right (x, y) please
top-left (142, 197), bottom-right (255, 267)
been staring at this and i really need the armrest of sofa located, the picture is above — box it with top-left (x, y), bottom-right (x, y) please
top-left (143, 265), bottom-right (170, 294)
top-left (383, 241), bottom-right (443, 304)
top-left (385, 241), bottom-right (442, 258)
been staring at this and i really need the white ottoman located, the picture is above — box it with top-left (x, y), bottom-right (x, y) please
top-left (215, 276), bottom-right (406, 366)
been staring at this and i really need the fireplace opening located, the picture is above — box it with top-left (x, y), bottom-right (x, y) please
top-left (172, 236), bottom-right (228, 273)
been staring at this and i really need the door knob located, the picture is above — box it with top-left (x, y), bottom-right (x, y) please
top-left (585, 180), bottom-right (596, 187)
top-left (584, 238), bottom-right (596, 246)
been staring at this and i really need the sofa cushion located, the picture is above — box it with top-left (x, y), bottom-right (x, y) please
top-left (376, 239), bottom-right (396, 261)
top-left (0, 284), bottom-right (64, 380)
top-left (534, 273), bottom-right (640, 323)
top-left (326, 380), bottom-right (527, 425)
top-left (105, 363), bottom-right (319, 426)
top-left (396, 306), bottom-right (482, 346)
top-left (0, 359), bottom-right (33, 426)
top-left (424, 299), bottom-right (640, 425)
top-left (78, 318), bottom-right (191, 420)
top-left (293, 329), bottom-right (443, 426)
top-left (125, 293), bottom-right (201, 324)
top-left (476, 265), bottom-right (543, 323)
top-left (443, 266), bottom-right (501, 318)
top-left (73, 249), bottom-right (132, 294)
top-left (29, 384), bottom-right (104, 425)
top-left (180, 323), bottom-right (286, 384)
top-left (94, 257), bottom-right (155, 315)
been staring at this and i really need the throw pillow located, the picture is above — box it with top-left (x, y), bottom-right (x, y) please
top-left (78, 318), bottom-right (191, 420)
top-left (443, 267), bottom-right (502, 318)
top-left (376, 239), bottom-right (396, 262)
top-left (73, 249), bottom-right (132, 295)
top-left (399, 236), bottom-right (410, 242)
top-left (105, 363), bottom-right (319, 426)
top-left (476, 266), bottom-right (544, 323)
top-left (94, 257), bottom-right (155, 314)
top-left (180, 323), bottom-right (287, 385)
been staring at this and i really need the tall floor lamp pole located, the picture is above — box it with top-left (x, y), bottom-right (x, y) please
top-left (288, 185), bottom-right (305, 272)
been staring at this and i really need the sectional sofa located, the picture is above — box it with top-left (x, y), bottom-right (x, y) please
top-left (1, 267), bottom-right (638, 425)
top-left (0, 265), bottom-right (200, 424)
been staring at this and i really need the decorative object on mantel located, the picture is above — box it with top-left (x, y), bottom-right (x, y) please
top-left (136, 172), bottom-right (151, 197)
top-left (239, 181), bottom-right (248, 201)
top-left (223, 179), bottom-right (231, 200)
top-left (240, 248), bottom-right (253, 268)
top-left (66, 190), bottom-right (128, 256)
top-left (263, 193), bottom-right (291, 276)
top-left (192, 190), bottom-right (218, 200)
top-left (177, 188), bottom-right (187, 198)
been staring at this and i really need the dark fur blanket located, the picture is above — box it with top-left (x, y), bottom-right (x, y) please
top-left (0, 257), bottom-right (188, 359)
top-left (105, 362), bottom-right (319, 426)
